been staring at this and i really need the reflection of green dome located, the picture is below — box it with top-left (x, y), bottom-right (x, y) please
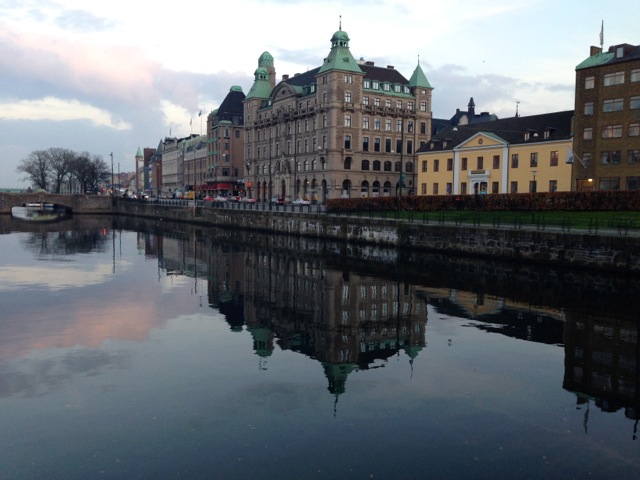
top-left (322, 363), bottom-right (355, 395)
top-left (248, 325), bottom-right (273, 358)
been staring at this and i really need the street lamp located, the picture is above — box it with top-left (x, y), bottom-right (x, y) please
top-left (110, 152), bottom-right (114, 195)
top-left (531, 170), bottom-right (538, 193)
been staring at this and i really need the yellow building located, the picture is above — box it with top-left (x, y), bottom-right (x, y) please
top-left (417, 111), bottom-right (574, 195)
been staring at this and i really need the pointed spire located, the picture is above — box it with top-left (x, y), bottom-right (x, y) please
top-left (408, 57), bottom-right (432, 89)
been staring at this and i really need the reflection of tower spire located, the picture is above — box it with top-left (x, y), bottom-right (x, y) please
top-left (248, 325), bottom-right (274, 370)
top-left (323, 363), bottom-right (356, 416)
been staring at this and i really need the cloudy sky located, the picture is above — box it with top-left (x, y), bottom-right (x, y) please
top-left (0, 0), bottom-right (636, 188)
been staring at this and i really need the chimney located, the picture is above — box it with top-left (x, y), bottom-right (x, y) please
top-left (590, 46), bottom-right (602, 56)
top-left (282, 74), bottom-right (289, 81)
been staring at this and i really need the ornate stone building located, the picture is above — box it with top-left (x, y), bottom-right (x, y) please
top-left (243, 26), bottom-right (433, 203)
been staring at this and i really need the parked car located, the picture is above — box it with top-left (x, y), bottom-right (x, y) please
top-left (229, 196), bottom-right (242, 202)
top-left (241, 197), bottom-right (256, 203)
top-left (214, 195), bottom-right (228, 202)
top-left (203, 195), bottom-right (214, 202)
top-left (292, 198), bottom-right (310, 205)
top-left (270, 196), bottom-right (285, 205)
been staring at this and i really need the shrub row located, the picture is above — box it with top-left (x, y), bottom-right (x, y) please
top-left (326, 191), bottom-right (640, 213)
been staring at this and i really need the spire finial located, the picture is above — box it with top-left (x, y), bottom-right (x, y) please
top-left (339, 15), bottom-right (342, 31)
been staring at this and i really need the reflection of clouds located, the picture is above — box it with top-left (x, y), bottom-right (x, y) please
top-left (0, 347), bottom-right (131, 399)
top-left (0, 261), bottom-right (132, 291)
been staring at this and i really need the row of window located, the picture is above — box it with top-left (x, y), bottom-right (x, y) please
top-left (599, 149), bottom-right (640, 164)
top-left (419, 180), bottom-right (559, 195)
top-left (583, 123), bottom-right (639, 139)
top-left (362, 77), bottom-right (412, 94)
top-left (421, 152), bottom-right (561, 172)
top-left (345, 159), bottom-right (414, 172)
top-left (598, 176), bottom-right (640, 190)
top-left (585, 96), bottom-right (640, 114)
top-left (584, 69), bottom-right (640, 89)
top-left (359, 137), bottom-right (414, 154)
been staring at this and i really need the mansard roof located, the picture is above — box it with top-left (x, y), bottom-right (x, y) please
top-left (419, 110), bottom-right (575, 153)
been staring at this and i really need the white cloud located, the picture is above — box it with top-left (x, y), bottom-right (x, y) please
top-left (0, 97), bottom-right (132, 130)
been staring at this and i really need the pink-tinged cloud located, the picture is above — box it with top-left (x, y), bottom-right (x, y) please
top-left (0, 29), bottom-right (165, 106)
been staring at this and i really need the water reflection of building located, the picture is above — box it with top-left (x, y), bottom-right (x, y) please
top-left (419, 287), bottom-right (565, 345)
top-left (242, 245), bottom-right (428, 407)
top-left (563, 312), bottom-right (640, 438)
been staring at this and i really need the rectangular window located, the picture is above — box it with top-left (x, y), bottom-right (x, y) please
top-left (420, 101), bottom-right (427, 111)
top-left (632, 69), bottom-right (640, 82)
top-left (385, 139), bottom-right (392, 152)
top-left (374, 138), bottom-right (380, 152)
top-left (446, 183), bottom-right (452, 194)
top-left (420, 122), bottom-right (426, 134)
top-left (627, 176), bottom-right (640, 190)
top-left (396, 100), bottom-right (402, 109)
top-left (549, 180), bottom-right (558, 192)
top-left (407, 140), bottom-right (413, 154)
top-left (396, 139), bottom-right (402, 153)
top-left (433, 183), bottom-right (439, 195)
top-left (364, 80), bottom-right (371, 89)
top-left (447, 158), bottom-right (453, 171)
top-left (461, 157), bottom-right (468, 170)
top-left (631, 96), bottom-right (640, 109)
top-left (374, 97), bottom-right (380, 107)
top-left (603, 71), bottom-right (624, 86)
top-left (585, 76), bottom-right (595, 89)
top-left (583, 128), bottom-right (593, 140)
top-left (603, 98), bottom-right (624, 112)
top-left (374, 118), bottom-right (381, 130)
top-left (477, 156), bottom-right (484, 170)
top-left (601, 150), bottom-right (622, 164)
top-left (344, 134), bottom-right (351, 149)
top-left (511, 153), bottom-right (519, 168)
top-left (584, 102), bottom-right (594, 115)
top-left (385, 119), bottom-right (392, 131)
top-left (492, 155), bottom-right (500, 169)
top-left (363, 137), bottom-right (369, 151)
top-left (510, 181), bottom-right (518, 193)
top-left (599, 177), bottom-right (620, 190)
top-left (602, 125), bottom-right (623, 138)
top-left (421, 160), bottom-right (427, 172)
top-left (344, 114), bottom-right (351, 127)
top-left (550, 151), bottom-right (559, 166)
top-left (344, 92), bottom-right (352, 103)
top-left (491, 182), bottom-right (499, 194)
top-left (363, 117), bottom-right (369, 129)
top-left (433, 159), bottom-right (440, 172)
top-left (630, 123), bottom-right (640, 136)
top-left (628, 149), bottom-right (640, 164)
top-left (344, 74), bottom-right (353, 84)
top-left (383, 83), bottom-right (390, 91)
top-left (421, 183), bottom-right (427, 194)
top-left (408, 101), bottom-right (414, 110)
top-left (530, 152), bottom-right (538, 167)
top-left (460, 182), bottom-right (467, 194)
top-left (363, 96), bottom-right (369, 106)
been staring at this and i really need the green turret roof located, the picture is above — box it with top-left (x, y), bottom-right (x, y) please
top-left (246, 66), bottom-right (272, 100)
top-left (136, 147), bottom-right (143, 158)
top-left (409, 61), bottom-right (432, 89)
top-left (318, 27), bottom-right (363, 74)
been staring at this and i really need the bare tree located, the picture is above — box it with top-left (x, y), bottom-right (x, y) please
top-left (70, 152), bottom-right (109, 193)
top-left (16, 150), bottom-right (50, 190)
top-left (48, 148), bottom-right (75, 193)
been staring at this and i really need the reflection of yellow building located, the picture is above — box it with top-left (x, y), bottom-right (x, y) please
top-left (417, 111), bottom-right (574, 195)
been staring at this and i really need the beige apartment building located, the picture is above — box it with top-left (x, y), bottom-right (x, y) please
top-left (243, 26), bottom-right (433, 203)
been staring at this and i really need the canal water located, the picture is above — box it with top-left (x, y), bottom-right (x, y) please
top-left (0, 216), bottom-right (638, 479)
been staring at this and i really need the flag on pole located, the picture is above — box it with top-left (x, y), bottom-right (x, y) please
top-left (599, 20), bottom-right (604, 49)
top-left (566, 146), bottom-right (574, 164)
top-left (198, 109), bottom-right (202, 117)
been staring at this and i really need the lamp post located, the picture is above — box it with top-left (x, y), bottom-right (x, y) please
top-left (110, 152), bottom-right (114, 195)
top-left (398, 115), bottom-right (405, 198)
top-left (269, 136), bottom-right (273, 210)
top-left (531, 170), bottom-right (537, 193)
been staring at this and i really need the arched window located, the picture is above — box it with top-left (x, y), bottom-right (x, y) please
top-left (360, 181), bottom-right (369, 197)
top-left (372, 160), bottom-right (381, 171)
top-left (344, 157), bottom-right (352, 169)
top-left (383, 161), bottom-right (392, 172)
top-left (372, 181), bottom-right (380, 197)
top-left (394, 161), bottom-right (402, 172)
top-left (405, 161), bottom-right (414, 173)
top-left (383, 181), bottom-right (392, 196)
top-left (342, 179), bottom-right (352, 198)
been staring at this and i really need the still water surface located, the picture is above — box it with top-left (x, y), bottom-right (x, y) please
top-left (0, 216), bottom-right (638, 479)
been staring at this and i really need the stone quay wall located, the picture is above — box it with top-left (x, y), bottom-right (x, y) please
top-left (115, 201), bottom-right (640, 273)
top-left (2, 194), bottom-right (638, 273)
